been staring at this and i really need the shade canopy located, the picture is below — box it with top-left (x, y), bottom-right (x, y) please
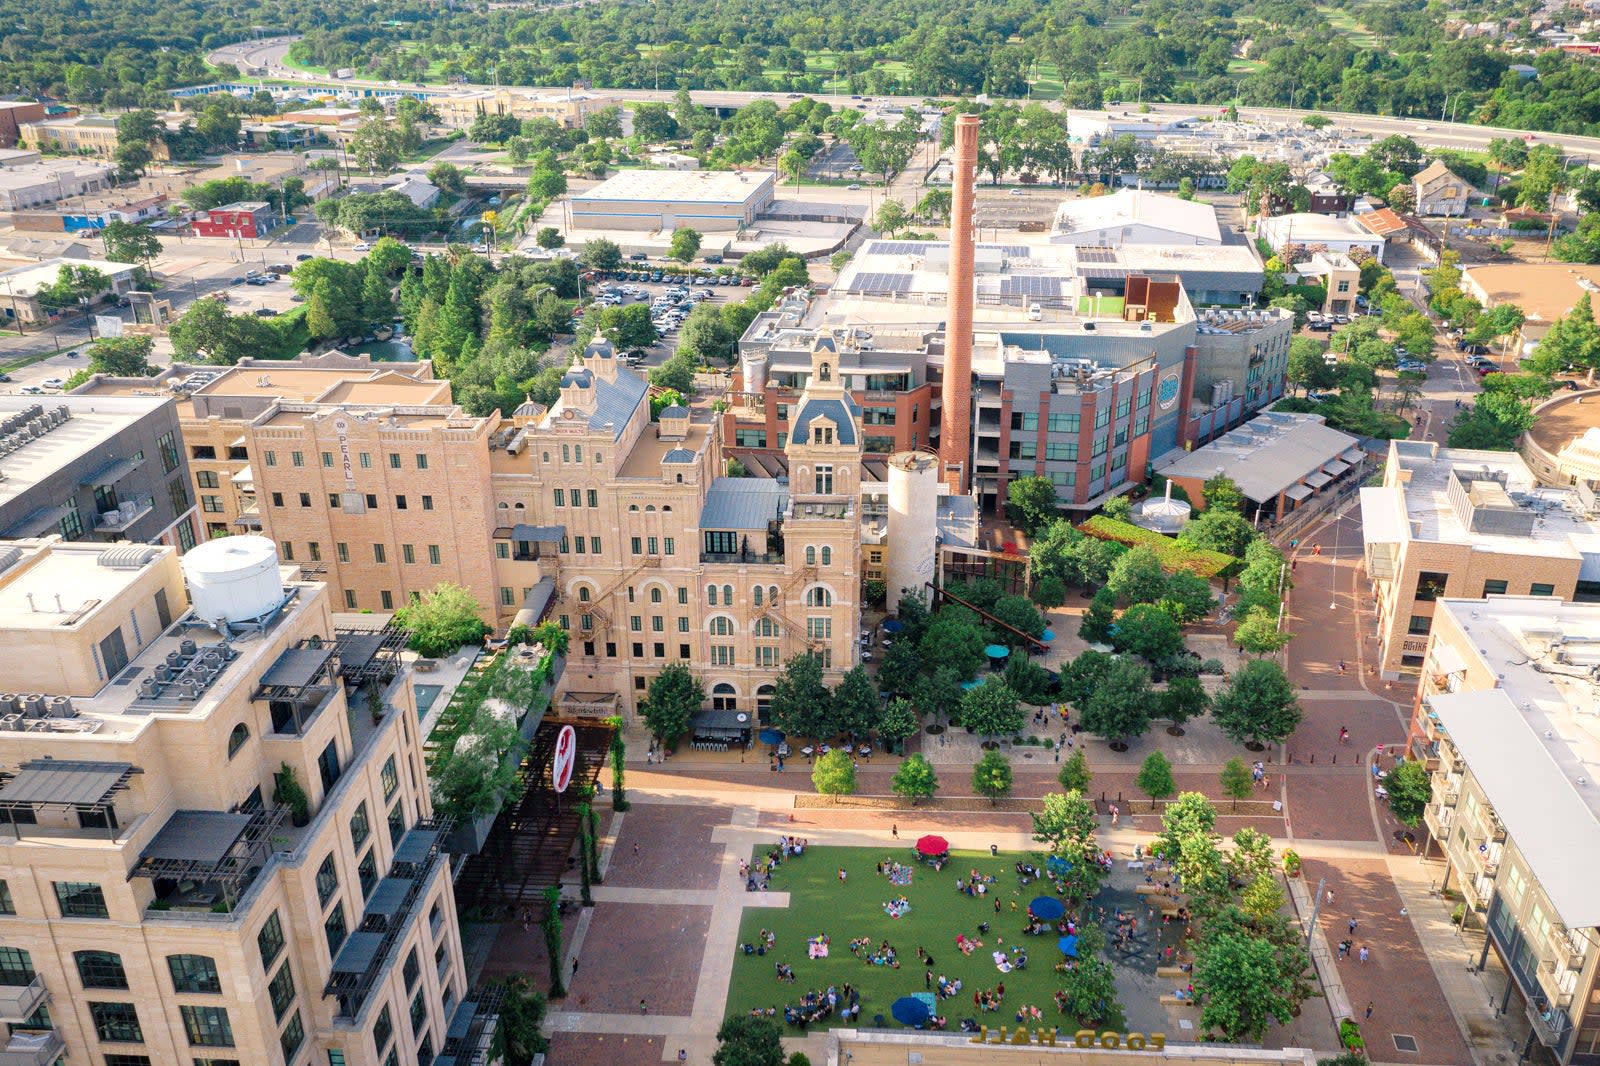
top-left (1029, 896), bottom-right (1065, 920)
top-left (960, 680), bottom-right (981, 690)
top-left (985, 644), bottom-right (1011, 658)
top-left (882, 619), bottom-right (906, 634)
top-left (1045, 855), bottom-right (1072, 876)
top-left (758, 729), bottom-right (785, 745)
top-left (914, 835), bottom-right (949, 857)
top-left (890, 996), bottom-right (930, 1025)
top-left (1058, 934), bottom-right (1080, 957)
top-left (1041, 629), bottom-right (1057, 642)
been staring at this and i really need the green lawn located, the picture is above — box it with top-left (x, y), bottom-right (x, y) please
top-left (726, 847), bottom-right (1077, 1031)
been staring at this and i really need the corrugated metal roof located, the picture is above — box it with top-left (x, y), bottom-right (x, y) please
top-left (701, 478), bottom-right (786, 530)
top-left (588, 370), bottom-right (648, 441)
top-left (662, 448), bottom-right (696, 464)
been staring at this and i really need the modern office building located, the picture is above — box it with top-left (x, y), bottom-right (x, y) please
top-left (0, 535), bottom-right (473, 1065)
top-left (1407, 597), bottom-right (1600, 1066)
top-left (726, 238), bottom-right (1292, 514)
top-left (0, 395), bottom-right (197, 552)
top-left (569, 170), bottom-right (776, 232)
top-left (1359, 440), bottom-right (1600, 678)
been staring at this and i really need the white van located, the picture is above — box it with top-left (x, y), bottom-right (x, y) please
top-left (1027, 303), bottom-right (1042, 321)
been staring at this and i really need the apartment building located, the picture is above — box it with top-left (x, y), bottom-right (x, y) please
top-left (727, 240), bottom-right (1292, 514)
top-left (0, 395), bottom-right (197, 553)
top-left (1407, 597), bottom-right (1600, 1066)
top-left (0, 535), bottom-right (472, 1065)
top-left (427, 88), bottom-right (596, 131)
top-left (74, 355), bottom-right (448, 542)
top-left (0, 159), bottom-right (115, 212)
top-left (1359, 440), bottom-right (1600, 677)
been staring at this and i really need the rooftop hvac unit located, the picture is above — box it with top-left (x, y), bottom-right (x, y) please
top-left (0, 715), bottom-right (20, 732)
top-left (0, 695), bottom-right (14, 715)
top-left (47, 696), bottom-right (73, 718)
top-left (177, 680), bottom-right (200, 701)
top-left (179, 639), bottom-right (197, 656)
top-left (1211, 380), bottom-right (1235, 405)
top-left (138, 677), bottom-right (162, 699)
top-left (22, 694), bottom-right (45, 716)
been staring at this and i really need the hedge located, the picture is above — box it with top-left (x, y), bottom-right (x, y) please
top-left (1077, 516), bottom-right (1236, 579)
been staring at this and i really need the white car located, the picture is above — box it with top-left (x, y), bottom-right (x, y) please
top-left (40, 377), bottom-right (66, 389)
top-left (353, 241), bottom-right (373, 252)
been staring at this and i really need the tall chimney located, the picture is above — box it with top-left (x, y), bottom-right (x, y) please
top-left (940, 113), bottom-right (979, 494)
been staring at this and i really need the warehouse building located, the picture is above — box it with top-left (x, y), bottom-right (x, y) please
top-left (569, 170), bottom-right (776, 232)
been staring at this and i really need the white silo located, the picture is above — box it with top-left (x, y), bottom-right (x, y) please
top-left (886, 451), bottom-right (941, 603)
top-left (741, 349), bottom-right (769, 396)
top-left (180, 535), bottom-right (286, 626)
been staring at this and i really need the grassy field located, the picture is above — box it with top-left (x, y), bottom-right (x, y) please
top-left (1320, 5), bottom-right (1381, 47)
top-left (726, 847), bottom-right (1079, 1031)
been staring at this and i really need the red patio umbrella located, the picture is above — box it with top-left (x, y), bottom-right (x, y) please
top-left (914, 834), bottom-right (950, 857)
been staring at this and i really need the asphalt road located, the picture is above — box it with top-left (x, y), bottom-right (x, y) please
top-left (213, 37), bottom-right (1600, 158)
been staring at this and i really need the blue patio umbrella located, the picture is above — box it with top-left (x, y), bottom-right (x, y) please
top-left (985, 644), bottom-right (1011, 659)
top-left (758, 729), bottom-right (785, 745)
top-left (960, 680), bottom-right (982, 691)
top-left (1058, 934), bottom-right (1080, 957)
top-left (882, 619), bottom-right (906, 634)
top-left (1045, 855), bottom-right (1072, 877)
top-left (1029, 896), bottom-right (1065, 921)
top-left (1041, 629), bottom-right (1057, 642)
top-left (890, 996), bottom-right (931, 1026)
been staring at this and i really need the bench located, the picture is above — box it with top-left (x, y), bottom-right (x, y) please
top-left (1135, 884), bottom-right (1175, 896)
top-left (414, 659), bottom-right (438, 673)
top-left (1159, 994), bottom-right (1195, 1007)
top-left (1161, 907), bottom-right (1184, 919)
top-left (1157, 966), bottom-right (1190, 979)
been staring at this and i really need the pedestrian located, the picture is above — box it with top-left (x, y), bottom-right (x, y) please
top-left (1348, 917), bottom-right (1358, 935)
top-left (1338, 660), bottom-right (1347, 675)
top-left (1109, 804), bottom-right (1119, 827)
top-left (640, 999), bottom-right (649, 1014)
top-left (838, 868), bottom-right (847, 884)
top-left (1313, 543), bottom-right (1322, 555)
top-left (634, 843), bottom-right (640, 857)
top-left (892, 824), bottom-right (898, 839)
top-left (1325, 889), bottom-right (1334, 906)
top-left (926, 969), bottom-right (934, 989)
top-left (1290, 538), bottom-right (1299, 550)
top-left (1365, 1001), bottom-right (1374, 1021)
top-left (1358, 945), bottom-right (1370, 963)
top-left (1291, 559), bottom-right (1298, 572)
top-left (1337, 939), bottom-right (1350, 961)
top-left (1339, 726), bottom-right (1350, 744)
top-left (1400, 906), bottom-right (1408, 917)
top-left (990, 844), bottom-right (998, 857)
top-left (994, 898), bottom-right (1001, 914)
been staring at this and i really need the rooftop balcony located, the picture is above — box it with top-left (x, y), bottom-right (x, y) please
top-left (93, 494), bottom-right (153, 533)
top-left (0, 977), bottom-right (47, 1024)
top-left (0, 1030), bottom-right (62, 1066)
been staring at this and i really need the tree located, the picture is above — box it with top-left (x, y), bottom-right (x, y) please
top-left (535, 227), bottom-right (565, 250)
top-left (714, 1016), bottom-right (785, 1066)
top-left (1160, 571), bottom-right (1217, 624)
top-left (350, 117), bottom-right (404, 172)
top-left (167, 298), bottom-right (279, 366)
top-left (84, 335), bottom-right (155, 377)
top-left (426, 161), bottom-right (466, 196)
top-left (1202, 474), bottom-right (1246, 513)
top-left (913, 665), bottom-right (964, 727)
top-left (305, 289), bottom-right (338, 341)
top-left (393, 583), bottom-right (490, 657)
top-left (1110, 603), bottom-right (1184, 661)
top-left (875, 198), bottom-right (910, 236)
top-left (876, 698), bottom-right (921, 752)
top-left (1387, 760), bottom-right (1432, 827)
top-left (1057, 952), bottom-right (1120, 1025)
top-left (1080, 657), bottom-right (1153, 747)
top-left (1212, 659), bottom-right (1302, 749)
top-left (971, 748), bottom-right (1013, 805)
top-left (366, 237), bottom-right (413, 277)
top-left (768, 653), bottom-right (832, 740)
top-left (834, 665), bottom-right (880, 738)
top-left (1058, 749), bottom-right (1092, 792)
top-left (891, 754), bottom-right (938, 805)
top-left (100, 221), bottom-right (161, 266)
top-left (1220, 757), bottom-right (1254, 811)
top-left (1235, 605), bottom-right (1292, 655)
top-left (1108, 547), bottom-right (1168, 606)
top-left (1002, 653), bottom-right (1054, 705)
top-left (1005, 474), bottom-right (1059, 534)
top-left (643, 663), bottom-right (702, 744)
top-left (360, 262), bottom-right (395, 329)
top-left (990, 594), bottom-right (1045, 644)
top-left (1177, 508), bottom-right (1254, 559)
top-left (1160, 676), bottom-right (1209, 735)
top-left (589, 303), bottom-right (658, 353)
top-left (875, 640), bottom-right (922, 698)
top-left (1157, 792), bottom-right (1218, 863)
top-left (921, 608), bottom-right (988, 680)
top-left (669, 227), bottom-right (702, 262)
top-left (1136, 751), bottom-right (1175, 811)
top-left (1078, 587), bottom-right (1117, 643)
top-left (1194, 933), bottom-right (1297, 1043)
top-left (958, 679), bottom-right (1024, 739)
top-left (579, 238), bottom-right (623, 271)
top-left (811, 748), bottom-right (857, 801)
top-left (1032, 789), bottom-right (1104, 899)
top-left (527, 164), bottom-right (568, 202)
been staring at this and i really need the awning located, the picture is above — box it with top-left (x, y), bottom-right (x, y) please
top-left (1, 501), bottom-right (76, 538)
top-left (1431, 642), bottom-right (1467, 676)
top-left (1323, 460), bottom-right (1351, 477)
top-left (0, 760), bottom-right (136, 809)
top-left (330, 931), bottom-right (384, 975)
top-left (259, 646), bottom-right (334, 691)
top-left (1341, 447), bottom-right (1366, 463)
top-left (231, 435), bottom-right (247, 448)
top-left (1284, 484), bottom-right (1314, 501)
top-left (230, 465), bottom-right (254, 485)
top-left (690, 708), bottom-right (753, 732)
top-left (510, 524), bottom-right (565, 543)
top-left (394, 827), bottom-right (441, 865)
top-left (1303, 471), bottom-right (1333, 489)
top-left (140, 810), bottom-right (251, 864)
top-left (78, 454), bottom-right (145, 487)
top-left (366, 878), bottom-right (411, 917)
top-left (516, 577), bottom-right (555, 623)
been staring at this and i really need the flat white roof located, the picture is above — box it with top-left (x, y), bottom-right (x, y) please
top-left (1258, 213), bottom-right (1378, 243)
top-left (573, 169), bottom-right (775, 205)
top-left (0, 395), bottom-right (171, 511)
top-left (1429, 597), bottom-right (1600, 927)
top-left (0, 256), bottom-right (138, 295)
top-left (1053, 189), bottom-right (1221, 243)
top-left (1155, 411), bottom-right (1360, 502)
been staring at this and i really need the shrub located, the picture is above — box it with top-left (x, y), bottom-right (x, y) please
top-left (1200, 658), bottom-right (1225, 675)
top-left (1078, 516), bottom-right (1235, 579)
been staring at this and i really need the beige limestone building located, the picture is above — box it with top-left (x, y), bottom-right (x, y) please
top-left (1359, 440), bottom-right (1600, 678)
top-left (0, 534), bottom-right (475, 1066)
top-left (1406, 598), bottom-right (1600, 1065)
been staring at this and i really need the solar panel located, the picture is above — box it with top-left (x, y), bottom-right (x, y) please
top-left (867, 240), bottom-right (931, 255)
top-left (852, 272), bottom-right (913, 294)
top-left (1000, 276), bottom-right (1062, 298)
top-left (1077, 247), bottom-right (1119, 264)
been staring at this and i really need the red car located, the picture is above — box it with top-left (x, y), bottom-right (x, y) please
top-left (1476, 363), bottom-right (1500, 376)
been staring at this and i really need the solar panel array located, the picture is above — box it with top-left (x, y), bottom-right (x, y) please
top-left (1000, 276), bottom-right (1063, 298)
top-left (1076, 247), bottom-right (1120, 264)
top-left (851, 272), bottom-right (914, 294)
top-left (867, 240), bottom-right (934, 255)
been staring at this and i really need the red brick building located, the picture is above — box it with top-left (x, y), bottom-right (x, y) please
top-left (191, 201), bottom-right (279, 239)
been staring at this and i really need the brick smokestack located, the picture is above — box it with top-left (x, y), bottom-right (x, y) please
top-left (940, 113), bottom-right (979, 494)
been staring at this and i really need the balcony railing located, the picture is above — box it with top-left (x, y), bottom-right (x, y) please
top-left (1423, 804), bottom-right (1452, 839)
top-left (0, 1030), bottom-right (62, 1066)
top-left (701, 550), bottom-right (785, 565)
top-left (0, 977), bottom-right (47, 1024)
top-left (1527, 991), bottom-right (1573, 1049)
top-left (94, 494), bottom-right (154, 532)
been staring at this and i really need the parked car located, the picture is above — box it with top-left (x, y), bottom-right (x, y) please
top-left (40, 377), bottom-right (65, 389)
top-left (353, 241), bottom-right (372, 252)
top-left (254, 308), bottom-right (278, 317)
top-left (0, 373), bottom-right (11, 383)
top-left (847, 183), bottom-right (862, 190)
top-left (295, 253), bottom-right (314, 262)
top-left (1475, 363), bottom-right (1500, 376)
top-left (1396, 361), bottom-right (1426, 373)
top-left (19, 385), bottom-right (43, 395)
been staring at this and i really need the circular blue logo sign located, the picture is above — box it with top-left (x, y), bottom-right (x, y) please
top-left (1157, 372), bottom-right (1181, 411)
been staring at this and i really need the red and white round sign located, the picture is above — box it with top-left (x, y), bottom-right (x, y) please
top-left (552, 724), bottom-right (577, 793)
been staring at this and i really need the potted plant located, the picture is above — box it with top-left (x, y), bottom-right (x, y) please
top-left (273, 763), bottom-right (310, 827)
top-left (1282, 848), bottom-right (1302, 878)
top-left (366, 684), bottom-right (385, 724)
top-left (1339, 1019), bottom-right (1364, 1054)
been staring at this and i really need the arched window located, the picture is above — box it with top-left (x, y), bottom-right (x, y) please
top-left (756, 684), bottom-right (776, 713)
top-left (497, 502), bottom-right (509, 511)
top-left (650, 587), bottom-right (663, 604)
top-left (167, 954), bottom-right (221, 994)
top-left (769, 585), bottom-right (780, 604)
top-left (75, 950), bottom-right (128, 990)
top-left (646, 505), bottom-right (656, 512)
top-left (753, 586), bottom-right (763, 606)
top-left (628, 504), bottom-right (639, 512)
top-left (805, 546), bottom-right (816, 566)
top-left (821, 546), bottom-right (832, 566)
top-left (662, 505), bottom-right (672, 512)
top-left (710, 616), bottom-right (735, 636)
top-left (227, 723), bottom-right (249, 759)
top-left (819, 362), bottom-right (832, 381)
top-left (722, 585), bottom-right (733, 605)
top-left (707, 585), bottom-right (718, 606)
top-left (578, 586), bottom-right (591, 602)
top-left (712, 682), bottom-right (738, 711)
top-left (755, 617), bottom-right (779, 638)
top-left (513, 502), bottom-right (525, 510)
top-left (806, 587), bottom-right (832, 607)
